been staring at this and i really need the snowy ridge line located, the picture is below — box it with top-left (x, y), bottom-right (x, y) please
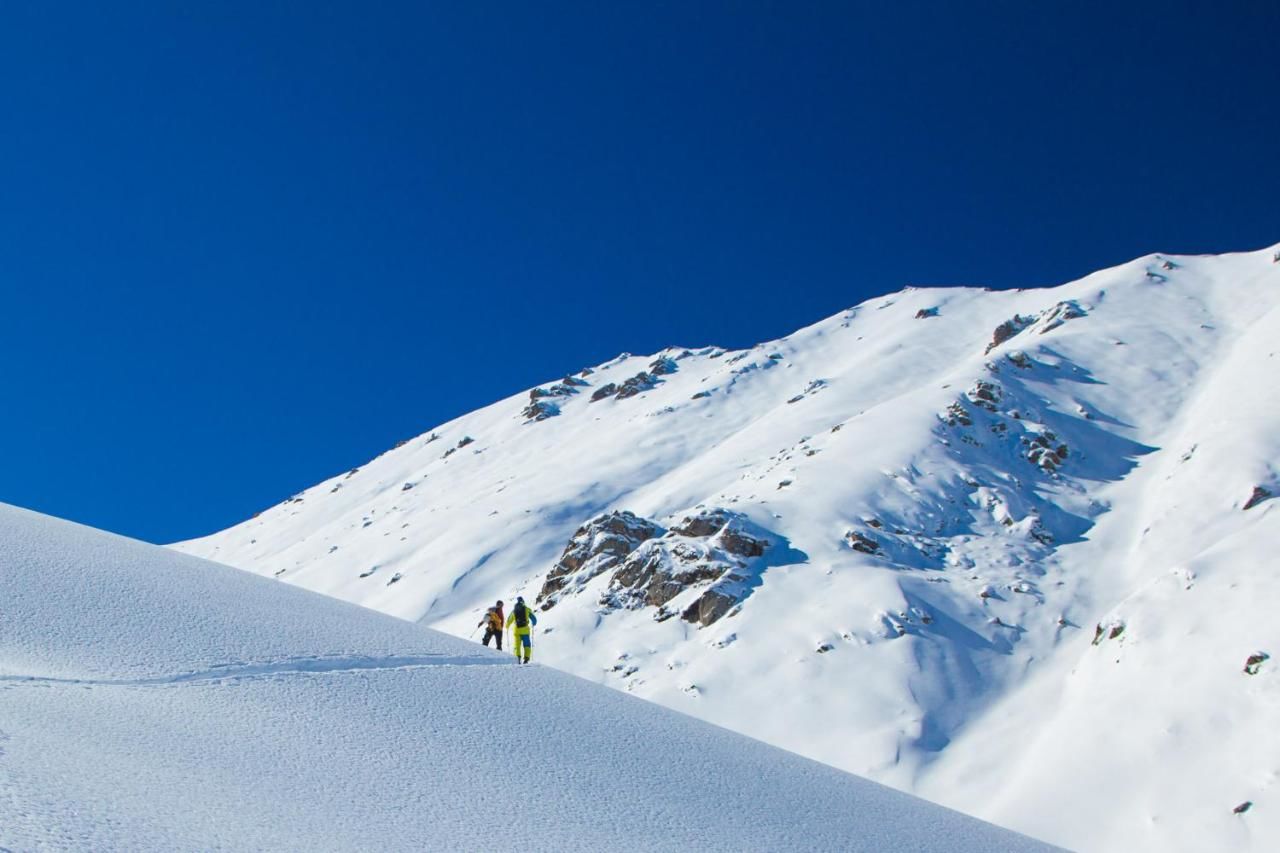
top-left (0, 653), bottom-right (515, 687)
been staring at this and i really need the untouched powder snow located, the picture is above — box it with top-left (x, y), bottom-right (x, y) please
top-left (178, 243), bottom-right (1280, 851)
top-left (0, 503), bottom-right (1054, 851)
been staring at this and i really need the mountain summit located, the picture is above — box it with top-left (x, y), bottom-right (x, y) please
top-left (179, 244), bottom-right (1280, 851)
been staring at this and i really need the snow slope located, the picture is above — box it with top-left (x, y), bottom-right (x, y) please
top-left (0, 502), bottom-right (1051, 851)
top-left (178, 244), bottom-right (1280, 851)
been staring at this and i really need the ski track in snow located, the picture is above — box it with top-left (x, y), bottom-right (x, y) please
top-left (0, 653), bottom-right (515, 689)
top-left (1, 502), bottom-right (1054, 852)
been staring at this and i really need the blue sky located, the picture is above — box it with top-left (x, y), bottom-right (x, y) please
top-left (2, 2), bottom-right (1277, 543)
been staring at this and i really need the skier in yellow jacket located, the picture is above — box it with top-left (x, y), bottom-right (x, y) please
top-left (505, 596), bottom-right (537, 664)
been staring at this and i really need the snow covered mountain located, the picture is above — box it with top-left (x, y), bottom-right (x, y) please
top-left (0, 502), bottom-right (1050, 851)
top-left (178, 244), bottom-right (1280, 851)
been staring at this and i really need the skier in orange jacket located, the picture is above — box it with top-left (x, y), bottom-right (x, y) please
top-left (478, 600), bottom-right (504, 650)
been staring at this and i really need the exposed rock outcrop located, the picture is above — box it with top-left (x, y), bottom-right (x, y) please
top-left (537, 511), bottom-right (665, 607)
top-left (649, 356), bottom-right (678, 376)
top-left (615, 372), bottom-right (659, 399)
top-left (985, 315), bottom-right (1033, 354)
top-left (540, 507), bottom-right (774, 627)
top-left (1038, 300), bottom-right (1086, 334)
top-left (523, 400), bottom-right (560, 421)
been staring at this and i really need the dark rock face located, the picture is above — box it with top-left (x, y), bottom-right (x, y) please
top-left (967, 380), bottom-right (1002, 411)
top-left (608, 542), bottom-right (726, 611)
top-left (846, 531), bottom-right (881, 554)
top-left (527, 380), bottom-right (584, 416)
top-left (942, 402), bottom-right (972, 427)
top-left (537, 511), bottom-right (665, 607)
top-left (1023, 430), bottom-right (1069, 471)
top-left (522, 400), bottom-right (560, 421)
top-left (648, 356), bottom-right (678, 376)
top-left (985, 315), bottom-right (1033, 354)
top-left (590, 383), bottom-right (619, 401)
top-left (541, 507), bottom-right (774, 627)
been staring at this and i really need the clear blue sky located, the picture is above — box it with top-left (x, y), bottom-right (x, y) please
top-left (2, 2), bottom-right (1277, 544)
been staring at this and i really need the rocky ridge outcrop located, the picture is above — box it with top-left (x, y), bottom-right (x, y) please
top-left (537, 507), bottom-right (772, 627)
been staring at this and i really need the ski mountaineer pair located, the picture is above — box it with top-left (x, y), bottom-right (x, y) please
top-left (505, 596), bottom-right (537, 664)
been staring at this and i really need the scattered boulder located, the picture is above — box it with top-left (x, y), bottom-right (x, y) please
top-left (648, 356), bottom-right (678, 376)
top-left (1244, 652), bottom-right (1269, 675)
top-left (1243, 486), bottom-right (1272, 511)
top-left (1234, 801), bottom-right (1253, 815)
top-left (615, 372), bottom-right (659, 400)
top-left (691, 390), bottom-right (712, 400)
top-left (967, 380), bottom-right (1002, 411)
top-left (985, 315), bottom-right (1033, 354)
top-left (1092, 619), bottom-right (1126, 645)
top-left (846, 530), bottom-right (881, 554)
top-left (942, 402), bottom-right (972, 427)
top-left (914, 307), bottom-right (939, 319)
top-left (590, 383), bottom-right (619, 401)
top-left (522, 400), bottom-right (560, 421)
top-left (1006, 350), bottom-right (1032, 369)
top-left (1024, 431), bottom-right (1067, 471)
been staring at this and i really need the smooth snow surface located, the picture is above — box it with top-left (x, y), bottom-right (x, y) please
top-left (179, 244), bottom-right (1280, 851)
top-left (0, 503), bottom-right (1052, 851)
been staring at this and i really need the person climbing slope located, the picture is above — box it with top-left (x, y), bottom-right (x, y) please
top-left (478, 600), bottom-right (504, 650)
top-left (505, 595), bottom-right (537, 664)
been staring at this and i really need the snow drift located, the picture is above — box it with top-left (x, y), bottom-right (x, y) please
top-left (178, 244), bottom-right (1280, 850)
top-left (0, 502), bottom-right (1051, 851)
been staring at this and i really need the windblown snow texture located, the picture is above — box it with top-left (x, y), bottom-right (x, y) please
top-left (0, 503), bottom-right (1053, 852)
top-left (178, 244), bottom-right (1280, 851)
